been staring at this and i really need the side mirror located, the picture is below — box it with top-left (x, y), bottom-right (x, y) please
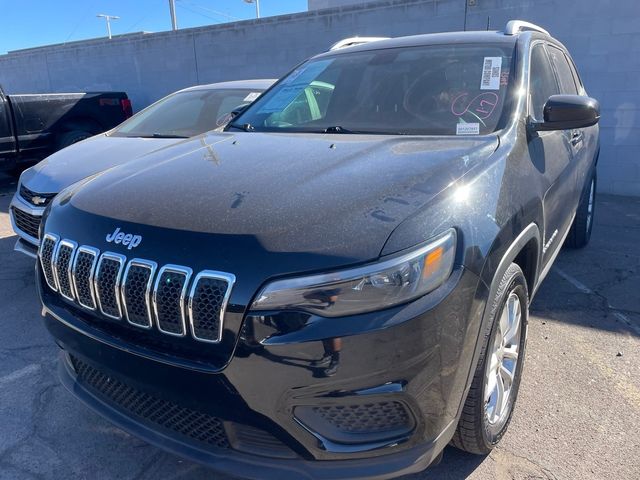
top-left (532, 95), bottom-right (600, 131)
top-left (215, 103), bottom-right (251, 129)
top-left (230, 103), bottom-right (250, 118)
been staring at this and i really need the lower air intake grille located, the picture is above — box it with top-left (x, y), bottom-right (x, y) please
top-left (295, 400), bottom-right (415, 445)
top-left (313, 402), bottom-right (411, 433)
top-left (70, 355), bottom-right (230, 449)
top-left (11, 207), bottom-right (41, 239)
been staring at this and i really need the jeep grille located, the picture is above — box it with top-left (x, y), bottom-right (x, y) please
top-left (39, 235), bottom-right (235, 344)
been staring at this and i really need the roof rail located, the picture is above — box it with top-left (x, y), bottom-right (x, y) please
top-left (504, 20), bottom-right (550, 36)
top-left (329, 36), bottom-right (390, 51)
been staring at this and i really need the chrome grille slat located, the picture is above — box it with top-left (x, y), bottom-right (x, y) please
top-left (53, 240), bottom-right (78, 301)
top-left (95, 253), bottom-right (126, 320)
top-left (122, 259), bottom-right (157, 329)
top-left (188, 271), bottom-right (236, 344)
top-left (40, 233), bottom-right (235, 345)
top-left (72, 246), bottom-right (100, 310)
top-left (153, 265), bottom-right (192, 337)
top-left (39, 233), bottom-right (59, 291)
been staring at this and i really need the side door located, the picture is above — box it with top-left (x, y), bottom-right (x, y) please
top-left (526, 43), bottom-right (574, 262)
top-left (547, 45), bottom-right (586, 207)
top-left (0, 89), bottom-right (17, 160)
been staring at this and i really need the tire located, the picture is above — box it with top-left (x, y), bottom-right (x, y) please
top-left (565, 171), bottom-right (596, 249)
top-left (57, 130), bottom-right (92, 150)
top-left (451, 263), bottom-right (528, 454)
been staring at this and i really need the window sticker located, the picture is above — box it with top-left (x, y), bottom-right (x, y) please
top-left (480, 57), bottom-right (502, 90)
top-left (456, 122), bottom-right (480, 135)
top-left (243, 92), bottom-right (261, 102)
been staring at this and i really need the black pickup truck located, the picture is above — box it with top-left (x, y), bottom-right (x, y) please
top-left (0, 85), bottom-right (132, 173)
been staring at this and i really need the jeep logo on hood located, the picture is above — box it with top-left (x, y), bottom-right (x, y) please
top-left (106, 227), bottom-right (142, 250)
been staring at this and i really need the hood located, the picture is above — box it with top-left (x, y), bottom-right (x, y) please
top-left (48, 131), bottom-right (497, 279)
top-left (20, 134), bottom-right (197, 194)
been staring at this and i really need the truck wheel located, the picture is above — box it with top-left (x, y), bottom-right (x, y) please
top-left (451, 263), bottom-right (528, 454)
top-left (57, 130), bottom-right (92, 150)
top-left (565, 171), bottom-right (596, 249)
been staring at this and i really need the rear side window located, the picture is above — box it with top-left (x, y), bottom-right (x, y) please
top-left (565, 55), bottom-right (584, 93)
top-left (529, 44), bottom-right (559, 121)
top-left (547, 45), bottom-right (578, 95)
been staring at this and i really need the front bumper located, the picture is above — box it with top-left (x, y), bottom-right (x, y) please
top-left (40, 265), bottom-right (486, 480)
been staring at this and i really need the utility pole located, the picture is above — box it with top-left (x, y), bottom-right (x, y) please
top-left (96, 14), bottom-right (120, 40)
top-left (244, 0), bottom-right (260, 19)
top-left (168, 0), bottom-right (178, 30)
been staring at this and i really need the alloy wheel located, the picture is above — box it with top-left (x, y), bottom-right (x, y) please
top-left (484, 291), bottom-right (522, 426)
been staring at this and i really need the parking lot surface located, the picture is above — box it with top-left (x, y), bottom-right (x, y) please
top-left (0, 173), bottom-right (638, 480)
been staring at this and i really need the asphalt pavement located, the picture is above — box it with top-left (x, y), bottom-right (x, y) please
top-left (0, 173), bottom-right (638, 480)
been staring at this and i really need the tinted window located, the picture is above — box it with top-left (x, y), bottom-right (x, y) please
top-left (233, 44), bottom-right (515, 136)
top-left (529, 45), bottom-right (559, 121)
top-left (112, 88), bottom-right (264, 138)
top-left (547, 45), bottom-right (577, 95)
top-left (565, 54), bottom-right (584, 92)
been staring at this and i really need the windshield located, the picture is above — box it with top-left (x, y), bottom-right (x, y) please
top-left (231, 44), bottom-right (514, 136)
top-left (112, 88), bottom-right (264, 138)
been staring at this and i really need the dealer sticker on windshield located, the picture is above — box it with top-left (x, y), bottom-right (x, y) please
top-left (456, 122), bottom-right (480, 135)
top-left (480, 57), bottom-right (502, 90)
top-left (243, 92), bottom-right (261, 102)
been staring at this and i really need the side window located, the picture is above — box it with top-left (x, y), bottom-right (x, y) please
top-left (565, 54), bottom-right (584, 93)
top-left (529, 44), bottom-right (560, 121)
top-left (547, 46), bottom-right (578, 95)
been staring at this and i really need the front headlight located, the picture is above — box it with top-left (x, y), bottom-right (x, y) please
top-left (250, 229), bottom-right (456, 317)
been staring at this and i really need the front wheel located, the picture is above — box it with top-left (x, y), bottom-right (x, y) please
top-left (565, 171), bottom-right (596, 249)
top-left (451, 263), bottom-right (528, 454)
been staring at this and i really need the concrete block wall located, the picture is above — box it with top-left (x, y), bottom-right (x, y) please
top-left (0, 0), bottom-right (639, 195)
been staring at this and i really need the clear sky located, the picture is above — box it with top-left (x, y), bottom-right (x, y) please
top-left (0, 0), bottom-right (309, 54)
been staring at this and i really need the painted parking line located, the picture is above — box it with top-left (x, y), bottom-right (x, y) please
top-left (554, 267), bottom-right (640, 335)
top-left (0, 210), bottom-right (15, 238)
top-left (0, 363), bottom-right (40, 387)
top-left (554, 267), bottom-right (592, 294)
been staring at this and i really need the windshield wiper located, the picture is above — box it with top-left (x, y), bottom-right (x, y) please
top-left (135, 133), bottom-right (189, 139)
top-left (228, 123), bottom-right (254, 132)
top-left (324, 126), bottom-right (353, 134)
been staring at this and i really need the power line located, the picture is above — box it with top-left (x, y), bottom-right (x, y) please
top-left (177, 0), bottom-right (240, 22)
top-left (65, 0), bottom-right (97, 42)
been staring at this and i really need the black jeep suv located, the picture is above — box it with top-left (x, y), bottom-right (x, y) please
top-left (36, 20), bottom-right (599, 480)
